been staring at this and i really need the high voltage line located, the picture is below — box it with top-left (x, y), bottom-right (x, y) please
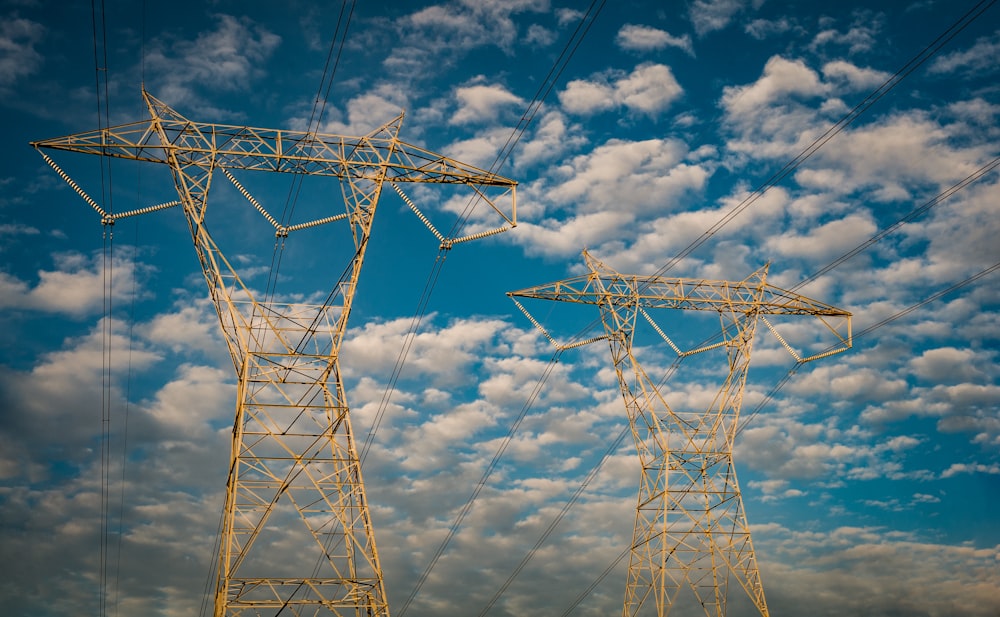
top-left (449, 1), bottom-right (999, 613)
top-left (391, 6), bottom-right (610, 614)
top-left (70, 0), bottom-right (996, 614)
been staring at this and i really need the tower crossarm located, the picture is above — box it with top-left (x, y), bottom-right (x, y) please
top-left (508, 273), bottom-right (850, 318)
top-left (509, 250), bottom-right (856, 617)
top-left (30, 89), bottom-right (521, 617)
top-left (30, 93), bottom-right (517, 192)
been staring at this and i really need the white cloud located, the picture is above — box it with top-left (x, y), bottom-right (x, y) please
top-left (512, 210), bottom-right (635, 257)
top-left (821, 60), bottom-right (891, 91)
top-left (451, 83), bottom-right (525, 125)
top-left (808, 19), bottom-right (881, 55)
top-left (558, 79), bottom-right (616, 115)
top-left (947, 97), bottom-right (1000, 127)
top-left (616, 63), bottom-right (685, 115)
top-left (0, 250), bottom-right (145, 318)
top-left (523, 23), bottom-right (555, 46)
top-left (616, 24), bottom-right (693, 55)
top-left (760, 525), bottom-right (1000, 616)
top-left (797, 112), bottom-right (989, 201)
top-left (928, 32), bottom-right (1000, 75)
top-left (320, 91), bottom-right (406, 135)
top-left (721, 56), bottom-right (826, 119)
top-left (145, 14), bottom-right (280, 114)
top-left (940, 462), bottom-right (1000, 477)
top-left (766, 213), bottom-right (878, 261)
top-left (721, 55), bottom-right (994, 211)
top-left (342, 315), bottom-right (509, 385)
top-left (0, 14), bottom-right (44, 88)
top-left (688, 0), bottom-right (747, 36)
top-left (558, 63), bottom-right (683, 117)
top-left (745, 17), bottom-right (797, 40)
top-left (540, 137), bottom-right (706, 225)
top-left (143, 363), bottom-right (234, 438)
top-left (0, 222), bottom-right (39, 236)
top-left (555, 8), bottom-right (583, 27)
top-left (909, 347), bottom-right (988, 383)
top-left (439, 126), bottom-right (512, 169)
top-left (384, 0), bottom-right (548, 79)
top-left (512, 110), bottom-right (587, 170)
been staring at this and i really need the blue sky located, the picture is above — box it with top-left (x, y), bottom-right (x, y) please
top-left (1, 0), bottom-right (999, 616)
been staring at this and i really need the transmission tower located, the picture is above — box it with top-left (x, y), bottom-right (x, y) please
top-left (509, 250), bottom-right (851, 617)
top-left (32, 90), bottom-right (517, 617)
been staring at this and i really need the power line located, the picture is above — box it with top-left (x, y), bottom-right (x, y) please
top-left (478, 1), bottom-right (999, 610)
top-left (737, 259), bottom-right (1000, 438)
top-left (391, 6), bottom-right (608, 614)
top-left (448, 0), bottom-right (606, 240)
top-left (395, 349), bottom-right (564, 617)
top-left (476, 415), bottom-right (631, 617)
top-left (199, 5), bottom-right (360, 611)
top-left (649, 0), bottom-right (997, 280)
top-left (90, 0), bottom-right (115, 614)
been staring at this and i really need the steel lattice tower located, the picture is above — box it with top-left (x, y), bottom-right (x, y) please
top-left (509, 250), bottom-right (851, 617)
top-left (32, 90), bottom-right (517, 617)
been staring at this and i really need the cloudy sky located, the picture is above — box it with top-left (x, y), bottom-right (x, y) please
top-left (1, 0), bottom-right (999, 616)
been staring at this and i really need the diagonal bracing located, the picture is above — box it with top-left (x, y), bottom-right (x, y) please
top-left (508, 250), bottom-right (851, 617)
top-left (32, 90), bottom-right (517, 617)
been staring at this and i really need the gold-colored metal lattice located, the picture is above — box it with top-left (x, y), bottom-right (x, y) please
top-left (32, 90), bottom-right (517, 617)
top-left (508, 249), bottom-right (851, 617)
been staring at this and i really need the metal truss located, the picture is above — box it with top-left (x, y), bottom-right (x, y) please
top-left (32, 90), bottom-right (517, 617)
top-left (509, 250), bottom-right (851, 617)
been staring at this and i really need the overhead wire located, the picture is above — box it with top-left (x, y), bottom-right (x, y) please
top-left (198, 4), bottom-right (359, 612)
top-left (445, 0), bottom-right (608, 239)
top-left (647, 0), bottom-right (998, 280)
top-left (735, 259), bottom-right (1000, 439)
top-left (546, 156), bottom-right (1000, 614)
top-left (390, 5), bottom-right (608, 615)
top-left (728, 151), bottom-right (1000, 437)
top-left (89, 0), bottom-right (116, 615)
top-left (261, 0), bottom-right (357, 307)
top-left (475, 413), bottom-right (632, 617)
top-left (361, 0), bottom-right (609, 469)
top-left (465, 1), bottom-right (999, 613)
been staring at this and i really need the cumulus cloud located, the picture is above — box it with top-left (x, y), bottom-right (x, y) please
top-left (451, 83), bottom-right (525, 125)
top-left (0, 250), bottom-right (146, 318)
top-left (808, 16), bottom-right (882, 55)
top-left (908, 347), bottom-right (989, 384)
top-left (145, 14), bottom-right (280, 114)
top-left (928, 31), bottom-right (1000, 76)
top-left (745, 17), bottom-right (798, 40)
top-left (940, 462), bottom-right (1000, 477)
top-left (383, 0), bottom-right (549, 81)
top-left (616, 24), bottom-right (693, 55)
top-left (541, 137), bottom-right (707, 224)
top-left (821, 60), bottom-right (891, 91)
top-left (319, 90), bottom-right (406, 135)
top-left (0, 14), bottom-right (44, 88)
top-left (688, 0), bottom-right (748, 36)
top-left (512, 110), bottom-right (588, 170)
top-left (765, 213), bottom-right (878, 261)
top-left (721, 55), bottom-right (827, 118)
top-left (558, 63), bottom-right (683, 117)
top-left (342, 315), bottom-right (510, 385)
top-left (760, 525), bottom-right (1000, 616)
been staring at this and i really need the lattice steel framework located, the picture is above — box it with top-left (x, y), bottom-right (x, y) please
top-left (509, 250), bottom-right (851, 617)
top-left (32, 90), bottom-right (517, 617)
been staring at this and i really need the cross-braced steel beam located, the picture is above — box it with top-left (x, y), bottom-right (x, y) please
top-left (509, 250), bottom-right (850, 617)
top-left (32, 90), bottom-right (517, 617)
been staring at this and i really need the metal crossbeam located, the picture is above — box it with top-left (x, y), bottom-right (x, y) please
top-left (33, 89), bottom-right (517, 617)
top-left (509, 250), bottom-right (851, 617)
